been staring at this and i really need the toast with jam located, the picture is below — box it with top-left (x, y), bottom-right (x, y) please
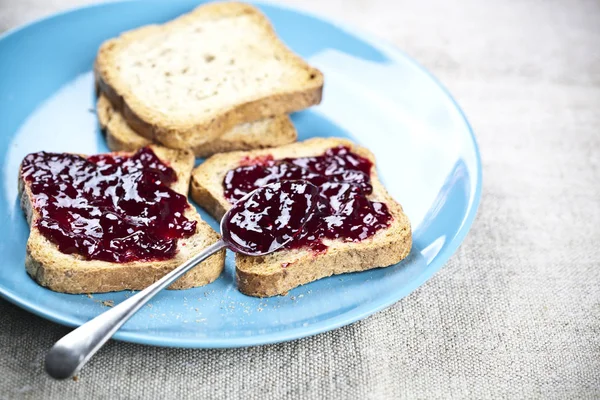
top-left (191, 138), bottom-right (412, 297)
top-left (96, 94), bottom-right (298, 158)
top-left (94, 2), bottom-right (323, 150)
top-left (19, 145), bottom-right (225, 294)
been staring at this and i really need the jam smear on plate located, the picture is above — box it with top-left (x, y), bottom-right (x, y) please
top-left (222, 146), bottom-right (392, 252)
top-left (21, 147), bottom-right (196, 263)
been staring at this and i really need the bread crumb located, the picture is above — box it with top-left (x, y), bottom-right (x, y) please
top-left (102, 300), bottom-right (114, 307)
top-left (86, 294), bottom-right (93, 299)
top-left (72, 376), bottom-right (79, 382)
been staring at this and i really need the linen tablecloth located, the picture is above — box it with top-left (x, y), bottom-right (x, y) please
top-left (1, 0), bottom-right (598, 398)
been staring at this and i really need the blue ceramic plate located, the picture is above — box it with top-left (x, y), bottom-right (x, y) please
top-left (0, 1), bottom-right (481, 348)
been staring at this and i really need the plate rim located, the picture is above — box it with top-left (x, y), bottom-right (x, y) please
top-left (0, 0), bottom-right (482, 348)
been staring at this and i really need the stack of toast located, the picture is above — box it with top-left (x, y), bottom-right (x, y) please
top-left (20, 2), bottom-right (411, 298)
top-left (95, 1), bottom-right (323, 157)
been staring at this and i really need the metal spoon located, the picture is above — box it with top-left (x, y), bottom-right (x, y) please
top-left (45, 181), bottom-right (319, 380)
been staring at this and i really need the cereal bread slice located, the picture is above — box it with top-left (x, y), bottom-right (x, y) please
top-left (19, 145), bottom-right (225, 294)
top-left (190, 138), bottom-right (412, 297)
top-left (96, 94), bottom-right (297, 158)
top-left (95, 2), bottom-right (323, 150)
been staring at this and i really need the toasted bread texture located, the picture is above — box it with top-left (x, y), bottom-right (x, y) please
top-left (95, 2), bottom-right (323, 150)
top-left (19, 145), bottom-right (225, 294)
top-left (191, 138), bottom-right (412, 297)
top-left (96, 94), bottom-right (298, 158)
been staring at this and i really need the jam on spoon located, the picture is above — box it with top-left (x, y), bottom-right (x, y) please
top-left (221, 180), bottom-right (320, 255)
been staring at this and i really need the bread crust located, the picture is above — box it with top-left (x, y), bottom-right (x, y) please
top-left (94, 2), bottom-right (323, 149)
top-left (191, 138), bottom-right (412, 297)
top-left (97, 94), bottom-right (298, 157)
top-left (20, 145), bottom-right (225, 294)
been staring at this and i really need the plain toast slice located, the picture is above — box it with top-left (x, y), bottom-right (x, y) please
top-left (96, 94), bottom-right (298, 158)
top-left (190, 138), bottom-right (412, 297)
top-left (95, 2), bottom-right (323, 149)
top-left (20, 145), bottom-right (225, 294)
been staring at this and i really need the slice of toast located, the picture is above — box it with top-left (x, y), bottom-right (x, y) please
top-left (96, 94), bottom-right (298, 158)
top-left (95, 2), bottom-right (323, 150)
top-left (190, 138), bottom-right (412, 297)
top-left (19, 145), bottom-right (225, 294)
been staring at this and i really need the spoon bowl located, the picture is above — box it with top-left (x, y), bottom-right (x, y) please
top-left (221, 180), bottom-right (320, 256)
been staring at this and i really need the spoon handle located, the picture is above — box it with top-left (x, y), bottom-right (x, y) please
top-left (45, 239), bottom-right (227, 380)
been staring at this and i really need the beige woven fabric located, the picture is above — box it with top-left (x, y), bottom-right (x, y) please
top-left (1, 0), bottom-right (599, 398)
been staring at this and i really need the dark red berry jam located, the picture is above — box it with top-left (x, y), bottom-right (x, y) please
top-left (21, 147), bottom-right (197, 263)
top-left (222, 146), bottom-right (392, 252)
top-left (222, 181), bottom-right (319, 255)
